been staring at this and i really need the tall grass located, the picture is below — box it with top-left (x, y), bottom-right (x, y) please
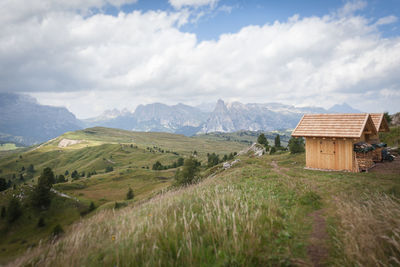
top-left (11, 168), bottom-right (311, 266)
top-left (335, 193), bottom-right (400, 266)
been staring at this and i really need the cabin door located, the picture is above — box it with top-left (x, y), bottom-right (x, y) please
top-left (320, 140), bottom-right (336, 169)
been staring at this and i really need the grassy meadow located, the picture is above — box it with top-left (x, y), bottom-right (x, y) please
top-left (0, 127), bottom-right (247, 263)
top-left (0, 126), bottom-right (399, 265)
top-left (6, 149), bottom-right (400, 266)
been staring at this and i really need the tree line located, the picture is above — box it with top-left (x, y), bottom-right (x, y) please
top-left (257, 133), bottom-right (304, 154)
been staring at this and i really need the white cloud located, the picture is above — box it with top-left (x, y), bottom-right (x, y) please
top-left (1, 1), bottom-right (400, 117)
top-left (338, 0), bottom-right (367, 16)
top-left (375, 15), bottom-right (398, 26)
top-left (169, 0), bottom-right (219, 9)
top-left (0, 0), bottom-right (138, 24)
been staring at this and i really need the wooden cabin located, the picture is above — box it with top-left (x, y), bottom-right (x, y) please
top-left (369, 113), bottom-right (390, 143)
top-left (291, 114), bottom-right (378, 172)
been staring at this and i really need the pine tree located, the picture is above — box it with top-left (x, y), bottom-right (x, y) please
top-left (207, 153), bottom-right (220, 167)
top-left (384, 112), bottom-right (392, 125)
top-left (274, 134), bottom-right (281, 148)
top-left (257, 133), bottom-right (269, 150)
top-left (177, 157), bottom-right (184, 167)
top-left (0, 178), bottom-right (7, 192)
top-left (152, 161), bottom-right (163, 170)
top-left (288, 137), bottom-right (305, 154)
top-left (1, 206), bottom-right (5, 218)
top-left (126, 187), bottom-right (134, 200)
top-left (71, 170), bottom-right (79, 178)
top-left (175, 157), bottom-right (200, 185)
top-left (57, 174), bottom-right (66, 183)
top-left (33, 167), bottom-right (55, 208)
top-left (7, 197), bottom-right (22, 223)
top-left (257, 133), bottom-right (267, 145)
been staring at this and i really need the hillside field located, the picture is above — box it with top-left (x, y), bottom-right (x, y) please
top-left (0, 127), bottom-right (399, 266)
top-left (0, 127), bottom-right (247, 263)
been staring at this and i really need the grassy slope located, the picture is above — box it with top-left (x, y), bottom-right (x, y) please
top-left (0, 186), bottom-right (86, 264)
top-left (380, 126), bottom-right (400, 147)
top-left (0, 127), bottom-right (247, 263)
top-left (0, 143), bottom-right (20, 151)
top-left (194, 129), bottom-right (292, 147)
top-left (10, 152), bottom-right (400, 266)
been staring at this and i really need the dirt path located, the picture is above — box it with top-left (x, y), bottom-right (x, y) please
top-left (271, 161), bottom-right (329, 266)
top-left (370, 157), bottom-right (400, 174)
top-left (270, 161), bottom-right (289, 178)
top-left (307, 210), bottom-right (329, 266)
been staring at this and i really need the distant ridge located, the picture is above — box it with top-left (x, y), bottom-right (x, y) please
top-left (82, 100), bottom-right (338, 134)
top-left (328, 103), bottom-right (363, 113)
top-left (0, 93), bottom-right (82, 145)
top-left (0, 93), bottom-right (368, 145)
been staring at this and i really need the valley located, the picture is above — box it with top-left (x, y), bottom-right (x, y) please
top-left (0, 127), bottom-right (247, 263)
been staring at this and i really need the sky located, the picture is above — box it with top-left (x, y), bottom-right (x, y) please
top-left (0, 0), bottom-right (399, 118)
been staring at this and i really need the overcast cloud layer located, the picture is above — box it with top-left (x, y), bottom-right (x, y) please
top-left (0, 0), bottom-right (399, 118)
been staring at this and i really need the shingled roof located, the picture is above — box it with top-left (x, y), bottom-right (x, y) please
top-left (291, 114), bottom-right (377, 138)
top-left (370, 113), bottom-right (390, 132)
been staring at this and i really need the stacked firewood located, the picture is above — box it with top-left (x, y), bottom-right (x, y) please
top-left (356, 152), bottom-right (375, 171)
top-left (371, 147), bottom-right (383, 162)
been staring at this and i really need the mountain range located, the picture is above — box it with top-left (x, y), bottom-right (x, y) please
top-left (0, 93), bottom-right (364, 146)
top-left (0, 93), bottom-right (82, 145)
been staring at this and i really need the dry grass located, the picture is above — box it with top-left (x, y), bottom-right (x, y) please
top-left (10, 165), bottom-right (310, 266)
top-left (5, 152), bottom-right (400, 266)
top-left (334, 193), bottom-right (400, 266)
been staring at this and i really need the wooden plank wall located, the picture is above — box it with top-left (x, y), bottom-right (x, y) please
top-left (305, 137), bottom-right (354, 171)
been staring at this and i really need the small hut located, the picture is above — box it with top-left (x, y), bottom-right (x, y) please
top-left (369, 113), bottom-right (390, 161)
top-left (369, 113), bottom-right (390, 142)
top-left (291, 114), bottom-right (378, 172)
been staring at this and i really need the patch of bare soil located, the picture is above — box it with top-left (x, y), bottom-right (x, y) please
top-left (58, 138), bottom-right (83, 148)
top-left (369, 157), bottom-right (400, 174)
top-left (307, 210), bottom-right (329, 267)
top-left (271, 161), bottom-right (289, 177)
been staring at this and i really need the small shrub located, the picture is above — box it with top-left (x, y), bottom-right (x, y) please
top-left (71, 170), bottom-right (79, 179)
top-left (152, 161), bottom-right (163, 170)
top-left (51, 224), bottom-right (64, 237)
top-left (114, 202), bottom-right (127, 209)
top-left (37, 217), bottom-right (45, 227)
top-left (126, 187), bottom-right (134, 200)
top-left (105, 166), bottom-right (113, 173)
top-left (89, 202), bottom-right (96, 212)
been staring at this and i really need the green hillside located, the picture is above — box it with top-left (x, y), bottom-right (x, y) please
top-left (1, 127), bottom-right (399, 266)
top-left (7, 151), bottom-right (400, 266)
top-left (0, 127), bottom-right (247, 263)
top-left (380, 126), bottom-right (400, 148)
top-left (195, 129), bottom-right (292, 146)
